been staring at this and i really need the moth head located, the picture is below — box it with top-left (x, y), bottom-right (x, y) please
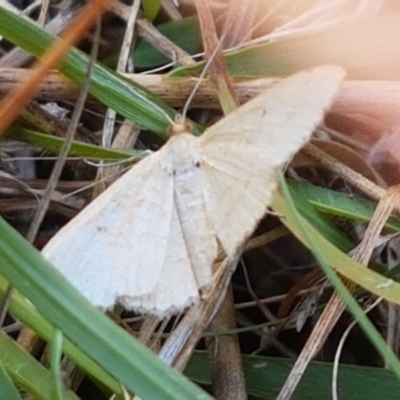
top-left (168, 115), bottom-right (193, 137)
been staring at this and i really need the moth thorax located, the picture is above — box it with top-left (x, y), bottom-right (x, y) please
top-left (163, 134), bottom-right (202, 174)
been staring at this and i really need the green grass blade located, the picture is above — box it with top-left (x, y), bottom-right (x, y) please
top-left (10, 126), bottom-right (139, 160)
top-left (186, 352), bottom-right (400, 399)
top-left (0, 272), bottom-right (122, 396)
top-left (289, 181), bottom-right (400, 231)
top-left (0, 331), bottom-right (78, 400)
top-left (0, 217), bottom-right (211, 399)
top-left (132, 16), bottom-right (201, 69)
top-left (142, 0), bottom-right (161, 21)
top-left (287, 182), bottom-right (353, 251)
top-left (0, 354), bottom-right (21, 400)
top-left (50, 330), bottom-right (64, 400)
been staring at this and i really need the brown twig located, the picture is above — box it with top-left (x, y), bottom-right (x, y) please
top-left (2, 70), bottom-right (400, 119)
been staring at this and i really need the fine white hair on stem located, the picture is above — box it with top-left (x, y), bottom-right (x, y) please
top-left (61, 163), bottom-right (133, 201)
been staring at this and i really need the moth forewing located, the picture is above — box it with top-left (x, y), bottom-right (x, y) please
top-left (119, 196), bottom-right (208, 315)
top-left (42, 151), bottom-right (175, 311)
top-left (42, 133), bottom-right (218, 316)
top-left (42, 65), bottom-right (345, 317)
top-left (199, 65), bottom-right (345, 257)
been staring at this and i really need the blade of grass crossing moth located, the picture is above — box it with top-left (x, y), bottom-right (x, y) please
top-left (0, 0), bottom-right (109, 135)
top-left (0, 330), bottom-right (78, 400)
top-left (0, 216), bottom-right (211, 399)
top-left (0, 358), bottom-right (20, 400)
top-left (50, 330), bottom-right (64, 400)
top-left (274, 174), bottom-right (400, 399)
top-left (0, 272), bottom-right (121, 396)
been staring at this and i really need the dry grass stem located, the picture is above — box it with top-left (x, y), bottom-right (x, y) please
top-left (109, 0), bottom-right (194, 67)
top-left (158, 254), bottom-right (240, 371)
top-left (206, 288), bottom-right (247, 400)
top-left (3, 69), bottom-right (400, 118)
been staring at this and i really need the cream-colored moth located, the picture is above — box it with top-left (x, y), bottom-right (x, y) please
top-left (42, 66), bottom-right (345, 317)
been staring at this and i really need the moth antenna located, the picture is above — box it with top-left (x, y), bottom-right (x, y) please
top-left (62, 161), bottom-right (135, 200)
top-left (181, 31), bottom-right (227, 120)
top-left (84, 150), bottom-right (150, 168)
top-left (0, 171), bottom-right (41, 203)
top-left (142, 61), bottom-right (178, 75)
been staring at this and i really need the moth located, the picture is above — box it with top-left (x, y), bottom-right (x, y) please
top-left (42, 66), bottom-right (345, 317)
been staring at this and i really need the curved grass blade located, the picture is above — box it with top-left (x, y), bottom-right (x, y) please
top-left (9, 126), bottom-right (139, 160)
top-left (287, 182), bottom-right (352, 251)
top-left (0, 6), bottom-right (178, 137)
top-left (274, 180), bottom-right (400, 302)
top-left (289, 181), bottom-right (400, 231)
top-left (0, 0), bottom-right (108, 135)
